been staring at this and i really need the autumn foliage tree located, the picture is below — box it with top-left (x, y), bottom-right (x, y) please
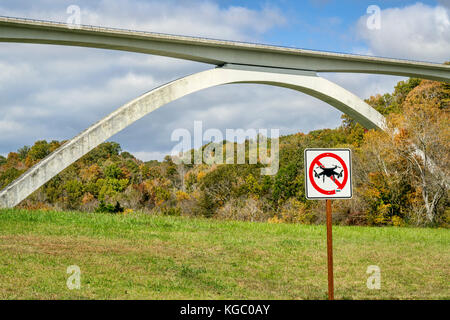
top-left (0, 77), bottom-right (448, 227)
top-left (358, 80), bottom-right (449, 225)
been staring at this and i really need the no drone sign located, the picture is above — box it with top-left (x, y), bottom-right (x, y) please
top-left (304, 148), bottom-right (352, 200)
top-left (304, 148), bottom-right (352, 299)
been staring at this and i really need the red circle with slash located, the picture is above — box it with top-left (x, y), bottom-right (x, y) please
top-left (308, 152), bottom-right (349, 195)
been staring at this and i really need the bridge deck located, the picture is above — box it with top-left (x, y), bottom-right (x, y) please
top-left (0, 16), bottom-right (449, 82)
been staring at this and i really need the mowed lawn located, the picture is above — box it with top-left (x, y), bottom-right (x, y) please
top-left (0, 209), bottom-right (448, 300)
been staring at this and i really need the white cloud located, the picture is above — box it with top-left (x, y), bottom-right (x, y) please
top-left (1, 1), bottom-right (446, 162)
top-left (81, 2), bottom-right (285, 40)
top-left (357, 3), bottom-right (450, 63)
top-left (0, 1), bottom-right (290, 160)
top-left (0, 0), bottom-right (285, 41)
top-left (32, 72), bottom-right (156, 114)
top-left (321, 73), bottom-right (406, 100)
top-left (438, 0), bottom-right (450, 9)
top-left (131, 150), bottom-right (168, 162)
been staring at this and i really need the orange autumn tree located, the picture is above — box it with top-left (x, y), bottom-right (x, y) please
top-left (360, 80), bottom-right (449, 225)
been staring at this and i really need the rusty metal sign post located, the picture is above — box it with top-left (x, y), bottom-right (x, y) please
top-left (304, 149), bottom-right (352, 300)
top-left (326, 199), bottom-right (334, 300)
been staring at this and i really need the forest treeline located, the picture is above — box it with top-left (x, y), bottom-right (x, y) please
top-left (1, 77), bottom-right (449, 227)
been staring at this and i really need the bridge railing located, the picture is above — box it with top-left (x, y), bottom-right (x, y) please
top-left (0, 15), bottom-right (444, 66)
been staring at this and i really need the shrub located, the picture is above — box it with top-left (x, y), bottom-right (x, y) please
top-left (277, 198), bottom-right (314, 224)
top-left (161, 207), bottom-right (181, 216)
top-left (95, 201), bottom-right (124, 213)
top-left (216, 198), bottom-right (270, 222)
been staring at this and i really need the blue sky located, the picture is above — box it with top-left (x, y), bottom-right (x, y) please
top-left (218, 0), bottom-right (445, 52)
top-left (0, 0), bottom-right (449, 160)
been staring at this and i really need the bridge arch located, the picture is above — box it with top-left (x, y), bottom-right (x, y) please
top-left (0, 66), bottom-right (385, 208)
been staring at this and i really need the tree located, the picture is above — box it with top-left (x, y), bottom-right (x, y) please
top-left (104, 164), bottom-right (123, 179)
top-left (272, 163), bottom-right (303, 204)
top-left (80, 164), bottom-right (102, 182)
top-left (17, 146), bottom-right (30, 160)
top-left (0, 167), bottom-right (23, 189)
top-left (356, 131), bottom-right (411, 225)
top-left (64, 179), bottom-right (84, 209)
top-left (81, 142), bottom-right (121, 163)
top-left (391, 81), bottom-right (449, 224)
top-left (26, 140), bottom-right (51, 165)
top-left (360, 80), bottom-right (449, 225)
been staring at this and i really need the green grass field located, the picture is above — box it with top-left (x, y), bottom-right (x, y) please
top-left (0, 209), bottom-right (448, 300)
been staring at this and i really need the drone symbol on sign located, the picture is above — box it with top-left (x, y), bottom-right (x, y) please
top-left (308, 152), bottom-right (349, 195)
top-left (314, 165), bottom-right (343, 183)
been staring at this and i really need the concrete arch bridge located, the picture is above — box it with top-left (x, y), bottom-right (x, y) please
top-left (0, 16), bottom-right (449, 208)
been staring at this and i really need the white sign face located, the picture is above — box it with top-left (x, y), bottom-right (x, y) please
top-left (304, 148), bottom-right (352, 199)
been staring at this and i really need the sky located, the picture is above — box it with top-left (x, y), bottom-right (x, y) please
top-left (0, 0), bottom-right (449, 161)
